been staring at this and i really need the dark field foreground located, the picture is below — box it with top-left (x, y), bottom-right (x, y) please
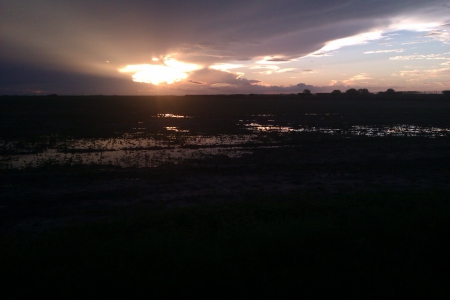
top-left (2, 191), bottom-right (450, 298)
top-left (1, 96), bottom-right (450, 297)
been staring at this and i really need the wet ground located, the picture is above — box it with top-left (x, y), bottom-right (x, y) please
top-left (1, 95), bottom-right (450, 234)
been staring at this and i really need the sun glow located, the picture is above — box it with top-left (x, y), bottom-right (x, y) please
top-left (119, 57), bottom-right (201, 85)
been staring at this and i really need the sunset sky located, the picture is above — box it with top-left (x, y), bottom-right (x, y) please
top-left (2, 0), bottom-right (449, 95)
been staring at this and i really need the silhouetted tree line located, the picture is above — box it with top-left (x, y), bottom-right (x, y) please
top-left (293, 88), bottom-right (450, 100)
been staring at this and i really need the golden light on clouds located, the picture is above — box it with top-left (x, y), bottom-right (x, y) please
top-left (119, 57), bottom-right (201, 85)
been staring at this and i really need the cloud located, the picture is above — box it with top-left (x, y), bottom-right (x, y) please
top-left (400, 40), bottom-right (428, 45)
top-left (265, 57), bottom-right (290, 62)
top-left (332, 73), bottom-right (374, 86)
top-left (249, 65), bottom-right (296, 75)
top-left (364, 49), bottom-right (404, 54)
top-left (2, 0), bottom-right (450, 94)
top-left (421, 29), bottom-right (450, 43)
top-left (172, 81), bottom-right (319, 95)
top-left (4, 1), bottom-right (449, 64)
top-left (275, 68), bottom-right (296, 73)
top-left (187, 68), bottom-right (259, 86)
top-left (348, 73), bottom-right (372, 81)
top-left (306, 51), bottom-right (333, 57)
top-left (209, 63), bottom-right (245, 72)
top-left (318, 31), bottom-right (384, 53)
top-left (302, 69), bottom-right (319, 74)
top-left (421, 22), bottom-right (450, 44)
top-left (391, 67), bottom-right (450, 77)
top-left (389, 53), bottom-right (450, 60)
top-left (188, 80), bottom-right (203, 84)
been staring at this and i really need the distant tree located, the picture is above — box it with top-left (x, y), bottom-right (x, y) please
top-left (345, 88), bottom-right (358, 96)
top-left (442, 90), bottom-right (450, 96)
top-left (358, 88), bottom-right (369, 95)
top-left (331, 89), bottom-right (342, 94)
top-left (302, 89), bottom-right (312, 97)
top-left (386, 88), bottom-right (395, 94)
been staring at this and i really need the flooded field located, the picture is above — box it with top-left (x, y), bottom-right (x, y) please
top-left (1, 103), bottom-right (449, 169)
top-left (1, 121), bottom-right (449, 169)
top-left (2, 95), bottom-right (450, 234)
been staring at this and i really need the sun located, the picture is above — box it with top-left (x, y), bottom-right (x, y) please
top-left (119, 57), bottom-right (201, 85)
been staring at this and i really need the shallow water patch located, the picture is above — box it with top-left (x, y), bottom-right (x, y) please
top-left (243, 122), bottom-right (450, 138)
top-left (0, 133), bottom-right (265, 169)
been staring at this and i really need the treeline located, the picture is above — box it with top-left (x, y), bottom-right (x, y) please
top-left (2, 89), bottom-right (449, 98)
top-left (297, 90), bottom-right (450, 100)
top-left (183, 89), bottom-right (450, 99)
top-left (301, 88), bottom-right (450, 97)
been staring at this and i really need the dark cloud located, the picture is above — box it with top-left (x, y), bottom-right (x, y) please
top-left (0, 60), bottom-right (141, 95)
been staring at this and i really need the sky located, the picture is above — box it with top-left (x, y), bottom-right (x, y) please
top-left (1, 0), bottom-right (449, 95)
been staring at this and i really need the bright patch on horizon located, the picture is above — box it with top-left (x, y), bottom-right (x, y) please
top-left (119, 58), bottom-right (201, 85)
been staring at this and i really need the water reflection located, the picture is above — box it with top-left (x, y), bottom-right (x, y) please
top-left (2, 116), bottom-right (449, 169)
top-left (0, 133), bottom-right (264, 169)
top-left (0, 147), bottom-right (254, 169)
top-left (244, 122), bottom-right (450, 137)
top-left (165, 127), bottom-right (189, 133)
top-left (156, 114), bottom-right (193, 118)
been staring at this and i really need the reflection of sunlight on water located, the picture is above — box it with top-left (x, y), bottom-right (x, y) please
top-left (244, 122), bottom-right (450, 137)
top-left (165, 127), bottom-right (189, 133)
top-left (156, 114), bottom-right (193, 118)
top-left (244, 123), bottom-right (300, 133)
top-left (2, 121), bottom-right (449, 169)
top-left (0, 133), bottom-right (263, 169)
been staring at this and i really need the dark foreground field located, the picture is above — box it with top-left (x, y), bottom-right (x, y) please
top-left (1, 95), bottom-right (450, 297)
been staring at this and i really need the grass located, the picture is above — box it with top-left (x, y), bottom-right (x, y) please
top-left (2, 189), bottom-right (450, 298)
